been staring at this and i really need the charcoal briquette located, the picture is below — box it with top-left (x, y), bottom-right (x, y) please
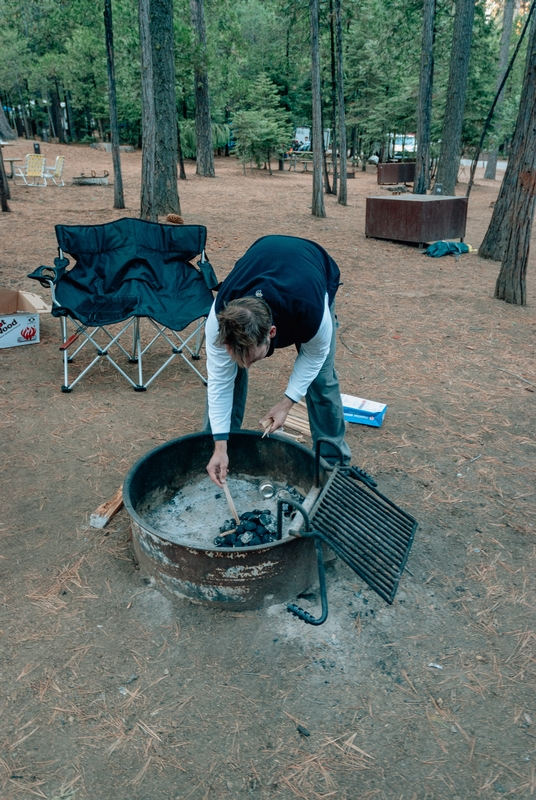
top-left (223, 533), bottom-right (237, 545)
top-left (213, 536), bottom-right (225, 547)
top-left (256, 525), bottom-right (267, 536)
top-left (243, 521), bottom-right (256, 532)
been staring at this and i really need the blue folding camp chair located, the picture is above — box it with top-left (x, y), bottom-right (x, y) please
top-left (28, 217), bottom-right (218, 392)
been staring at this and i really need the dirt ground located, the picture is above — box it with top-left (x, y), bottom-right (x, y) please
top-left (1, 142), bottom-right (535, 800)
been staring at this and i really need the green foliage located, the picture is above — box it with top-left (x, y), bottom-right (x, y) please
top-left (0, 0), bottom-right (530, 159)
top-left (231, 73), bottom-right (293, 167)
top-left (179, 120), bottom-right (231, 158)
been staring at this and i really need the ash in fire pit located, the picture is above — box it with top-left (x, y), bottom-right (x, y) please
top-left (144, 474), bottom-right (305, 548)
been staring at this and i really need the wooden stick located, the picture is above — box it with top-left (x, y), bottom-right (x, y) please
top-left (90, 487), bottom-right (124, 529)
top-left (286, 424), bottom-right (311, 437)
top-left (277, 430), bottom-right (305, 442)
top-left (222, 481), bottom-right (240, 524)
top-left (286, 417), bottom-right (311, 433)
top-left (261, 418), bottom-right (273, 438)
top-left (287, 414), bottom-right (309, 425)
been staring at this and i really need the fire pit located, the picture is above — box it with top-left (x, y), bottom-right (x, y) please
top-left (123, 431), bottom-right (329, 610)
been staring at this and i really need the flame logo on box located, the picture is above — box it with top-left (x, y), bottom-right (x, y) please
top-left (20, 326), bottom-right (37, 341)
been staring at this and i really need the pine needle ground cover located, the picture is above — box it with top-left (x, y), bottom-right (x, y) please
top-left (0, 143), bottom-right (535, 799)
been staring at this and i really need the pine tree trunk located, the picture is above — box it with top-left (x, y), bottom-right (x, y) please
top-left (17, 86), bottom-right (33, 140)
top-left (0, 147), bottom-right (11, 212)
top-left (190, 0), bottom-right (215, 177)
top-left (139, 0), bottom-right (180, 219)
top-left (335, 0), bottom-right (347, 206)
top-left (329, 0), bottom-right (338, 196)
top-left (484, 0), bottom-right (514, 181)
top-left (177, 123), bottom-right (187, 180)
top-left (139, 0), bottom-right (157, 221)
top-left (0, 104), bottom-right (16, 141)
top-left (414, 0), bottom-right (435, 195)
top-left (104, 0), bottom-right (125, 210)
top-left (435, 0), bottom-right (476, 195)
top-left (492, 14), bottom-right (536, 304)
top-left (322, 110), bottom-right (332, 194)
top-left (152, 0), bottom-right (180, 213)
top-left (481, 13), bottom-right (536, 263)
top-left (310, 0), bottom-right (325, 217)
top-left (51, 83), bottom-right (65, 143)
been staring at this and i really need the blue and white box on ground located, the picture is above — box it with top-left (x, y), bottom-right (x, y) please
top-left (341, 394), bottom-right (387, 427)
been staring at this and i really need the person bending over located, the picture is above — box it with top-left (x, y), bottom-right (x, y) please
top-left (204, 234), bottom-right (351, 487)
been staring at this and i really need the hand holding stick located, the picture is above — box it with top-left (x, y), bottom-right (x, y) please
top-left (261, 418), bottom-right (273, 439)
top-left (222, 481), bottom-right (240, 524)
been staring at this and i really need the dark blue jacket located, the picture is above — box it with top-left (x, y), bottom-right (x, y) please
top-left (215, 235), bottom-right (340, 350)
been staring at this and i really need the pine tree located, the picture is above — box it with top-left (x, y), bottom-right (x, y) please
top-left (434, 0), bottom-right (476, 195)
top-left (414, 0), bottom-right (435, 194)
top-left (490, 13), bottom-right (536, 305)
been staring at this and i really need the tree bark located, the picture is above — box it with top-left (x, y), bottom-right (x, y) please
top-left (17, 85), bottom-right (33, 140)
top-left (414, 0), bottom-right (435, 194)
top-left (104, 0), bottom-right (125, 210)
top-left (329, 0), bottom-right (338, 196)
top-left (177, 123), bottom-right (187, 180)
top-left (335, 0), bottom-right (347, 206)
top-left (139, 0), bottom-right (157, 221)
top-left (190, 0), bottom-right (215, 177)
top-left (0, 147), bottom-right (11, 212)
top-left (484, 0), bottom-right (514, 180)
top-left (0, 104), bottom-right (17, 141)
top-left (434, 0), bottom-right (476, 195)
top-left (139, 0), bottom-right (180, 219)
top-left (481, 9), bottom-right (536, 262)
top-left (152, 0), bottom-right (180, 212)
top-left (492, 13), bottom-right (536, 304)
top-left (310, 0), bottom-right (326, 217)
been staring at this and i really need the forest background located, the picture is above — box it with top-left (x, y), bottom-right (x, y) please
top-left (0, 0), bottom-right (531, 164)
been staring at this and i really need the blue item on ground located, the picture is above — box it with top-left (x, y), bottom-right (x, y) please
top-left (425, 241), bottom-right (469, 257)
top-left (341, 394), bottom-right (387, 427)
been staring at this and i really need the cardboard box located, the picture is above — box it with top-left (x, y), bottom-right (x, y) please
top-left (341, 394), bottom-right (387, 427)
top-left (0, 288), bottom-right (50, 348)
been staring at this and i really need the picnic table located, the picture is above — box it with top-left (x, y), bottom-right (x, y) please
top-left (3, 157), bottom-right (22, 179)
top-left (285, 152), bottom-right (314, 171)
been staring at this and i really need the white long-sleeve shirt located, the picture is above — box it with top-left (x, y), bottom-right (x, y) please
top-left (206, 294), bottom-right (332, 437)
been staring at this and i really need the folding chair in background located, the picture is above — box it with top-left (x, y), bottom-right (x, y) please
top-left (28, 217), bottom-right (218, 392)
top-left (14, 154), bottom-right (47, 186)
top-left (44, 156), bottom-right (65, 186)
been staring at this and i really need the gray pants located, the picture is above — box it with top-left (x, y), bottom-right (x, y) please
top-left (203, 302), bottom-right (351, 465)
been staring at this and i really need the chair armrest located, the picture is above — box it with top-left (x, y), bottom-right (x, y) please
top-left (27, 257), bottom-right (69, 288)
top-left (197, 259), bottom-right (219, 292)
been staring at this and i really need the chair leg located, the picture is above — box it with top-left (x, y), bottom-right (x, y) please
top-left (60, 317), bottom-right (72, 392)
top-left (133, 319), bottom-right (145, 391)
top-left (129, 318), bottom-right (139, 363)
top-left (192, 320), bottom-right (203, 360)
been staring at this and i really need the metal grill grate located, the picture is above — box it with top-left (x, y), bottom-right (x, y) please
top-left (310, 469), bottom-right (417, 604)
